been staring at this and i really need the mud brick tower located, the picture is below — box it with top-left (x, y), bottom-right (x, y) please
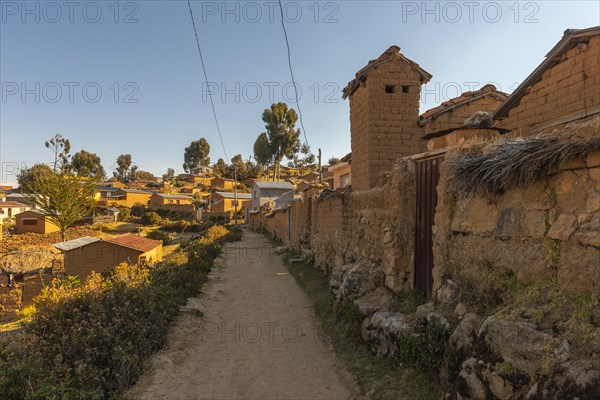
top-left (343, 46), bottom-right (432, 190)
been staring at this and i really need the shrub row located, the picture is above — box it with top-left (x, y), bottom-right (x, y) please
top-left (0, 225), bottom-right (241, 399)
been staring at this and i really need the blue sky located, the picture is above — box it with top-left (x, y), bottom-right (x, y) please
top-left (1, 1), bottom-right (599, 184)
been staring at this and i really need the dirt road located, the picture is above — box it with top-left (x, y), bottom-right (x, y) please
top-left (127, 229), bottom-right (356, 400)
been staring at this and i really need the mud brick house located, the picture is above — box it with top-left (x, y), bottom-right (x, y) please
top-left (113, 188), bottom-right (153, 207)
top-left (15, 210), bottom-right (60, 234)
top-left (189, 166), bottom-right (214, 176)
top-left (342, 45), bottom-right (432, 190)
top-left (251, 181), bottom-right (295, 211)
top-left (94, 186), bottom-right (120, 202)
top-left (418, 84), bottom-right (508, 136)
top-left (210, 177), bottom-right (237, 191)
top-left (209, 191), bottom-right (252, 213)
top-left (148, 193), bottom-right (195, 213)
top-left (53, 234), bottom-right (162, 278)
top-left (328, 153), bottom-right (352, 190)
top-left (496, 27), bottom-right (600, 134)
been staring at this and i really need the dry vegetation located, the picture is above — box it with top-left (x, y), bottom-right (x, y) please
top-left (0, 228), bottom-right (102, 254)
top-left (447, 135), bottom-right (600, 194)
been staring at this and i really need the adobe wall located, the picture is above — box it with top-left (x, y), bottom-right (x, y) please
top-left (350, 59), bottom-right (424, 190)
top-left (433, 148), bottom-right (600, 295)
top-left (422, 96), bottom-right (504, 136)
top-left (498, 35), bottom-right (600, 134)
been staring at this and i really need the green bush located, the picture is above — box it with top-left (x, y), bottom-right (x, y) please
top-left (146, 230), bottom-right (172, 245)
top-left (396, 317), bottom-right (451, 372)
top-left (117, 208), bottom-right (131, 222)
top-left (0, 225), bottom-right (239, 399)
top-left (141, 212), bottom-right (161, 226)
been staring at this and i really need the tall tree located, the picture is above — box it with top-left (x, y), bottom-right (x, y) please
top-left (261, 102), bottom-right (301, 180)
top-left (162, 168), bottom-right (175, 181)
top-left (24, 137), bottom-right (97, 241)
top-left (17, 163), bottom-right (53, 189)
top-left (24, 169), bottom-right (97, 242)
top-left (71, 150), bottom-right (105, 178)
top-left (113, 154), bottom-right (138, 183)
top-left (253, 133), bottom-right (272, 166)
top-left (45, 134), bottom-right (71, 172)
top-left (132, 170), bottom-right (156, 181)
top-left (213, 158), bottom-right (227, 177)
top-left (183, 138), bottom-right (211, 172)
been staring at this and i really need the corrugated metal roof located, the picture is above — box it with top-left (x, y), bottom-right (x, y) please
top-left (213, 191), bottom-right (252, 199)
top-left (253, 181), bottom-right (295, 190)
top-left (119, 188), bottom-right (152, 194)
top-left (104, 234), bottom-right (162, 252)
top-left (52, 236), bottom-right (101, 251)
top-left (154, 193), bottom-right (193, 200)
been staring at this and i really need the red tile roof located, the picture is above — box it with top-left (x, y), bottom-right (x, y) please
top-left (103, 234), bottom-right (162, 253)
top-left (419, 84), bottom-right (508, 122)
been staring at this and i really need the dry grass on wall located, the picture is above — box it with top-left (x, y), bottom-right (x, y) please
top-left (447, 135), bottom-right (600, 194)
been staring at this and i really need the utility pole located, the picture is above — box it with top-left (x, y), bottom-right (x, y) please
top-left (233, 167), bottom-right (238, 226)
top-left (318, 148), bottom-right (322, 183)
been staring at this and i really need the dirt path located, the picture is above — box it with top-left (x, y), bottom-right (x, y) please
top-left (127, 229), bottom-right (356, 400)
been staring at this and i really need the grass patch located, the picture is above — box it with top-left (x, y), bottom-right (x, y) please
top-left (284, 254), bottom-right (441, 400)
top-left (497, 278), bottom-right (599, 357)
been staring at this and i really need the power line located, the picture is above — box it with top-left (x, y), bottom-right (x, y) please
top-left (186, 0), bottom-right (228, 161)
top-left (277, 0), bottom-right (308, 146)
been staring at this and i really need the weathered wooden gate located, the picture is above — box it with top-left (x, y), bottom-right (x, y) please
top-left (414, 156), bottom-right (442, 296)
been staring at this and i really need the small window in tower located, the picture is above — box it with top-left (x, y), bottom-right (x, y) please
top-left (385, 85), bottom-right (395, 93)
top-left (402, 85), bottom-right (411, 93)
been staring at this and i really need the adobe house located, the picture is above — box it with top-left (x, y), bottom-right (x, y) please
top-left (52, 234), bottom-right (162, 278)
top-left (418, 84), bottom-right (508, 136)
top-left (113, 188), bottom-right (152, 207)
top-left (209, 191), bottom-right (252, 213)
top-left (148, 193), bottom-right (195, 212)
top-left (495, 27), bottom-right (600, 135)
top-left (210, 177), bottom-right (237, 190)
top-left (328, 153), bottom-right (352, 190)
top-left (187, 175), bottom-right (213, 186)
top-left (94, 186), bottom-right (120, 202)
top-left (343, 45), bottom-right (432, 190)
top-left (0, 201), bottom-right (31, 221)
top-left (15, 210), bottom-right (60, 234)
top-left (189, 166), bottom-right (214, 176)
top-left (251, 181), bottom-right (295, 210)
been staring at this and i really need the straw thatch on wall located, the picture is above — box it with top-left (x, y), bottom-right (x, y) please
top-left (447, 135), bottom-right (600, 194)
top-left (0, 246), bottom-right (60, 275)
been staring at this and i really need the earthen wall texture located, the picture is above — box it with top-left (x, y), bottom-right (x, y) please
top-left (498, 36), bottom-right (600, 134)
top-left (433, 146), bottom-right (600, 295)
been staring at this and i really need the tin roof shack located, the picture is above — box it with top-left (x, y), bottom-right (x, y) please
top-left (15, 210), bottom-right (60, 234)
top-left (495, 27), bottom-right (600, 136)
top-left (209, 192), bottom-right (252, 213)
top-left (210, 177), bottom-right (237, 191)
top-left (251, 181), bottom-right (295, 211)
top-left (53, 234), bottom-right (162, 279)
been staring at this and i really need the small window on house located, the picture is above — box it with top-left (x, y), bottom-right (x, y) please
top-left (402, 85), bottom-right (411, 93)
top-left (385, 85), bottom-right (395, 94)
top-left (23, 219), bottom-right (38, 226)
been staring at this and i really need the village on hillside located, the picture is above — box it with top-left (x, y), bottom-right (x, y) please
top-left (0, 3), bottom-right (599, 399)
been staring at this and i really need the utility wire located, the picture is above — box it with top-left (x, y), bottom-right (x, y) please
top-left (277, 0), bottom-right (308, 145)
top-left (187, 0), bottom-right (229, 161)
